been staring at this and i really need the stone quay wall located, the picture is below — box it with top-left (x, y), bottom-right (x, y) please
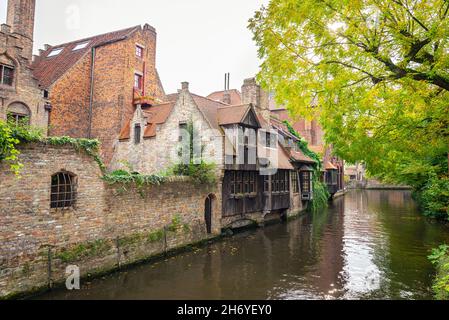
top-left (0, 143), bottom-right (220, 298)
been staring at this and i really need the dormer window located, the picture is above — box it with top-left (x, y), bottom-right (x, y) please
top-left (136, 45), bottom-right (144, 58)
top-left (0, 64), bottom-right (14, 86)
top-left (48, 48), bottom-right (63, 57)
top-left (72, 42), bottom-right (89, 51)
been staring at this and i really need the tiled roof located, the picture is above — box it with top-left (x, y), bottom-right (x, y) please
top-left (142, 102), bottom-right (175, 138)
top-left (207, 89), bottom-right (242, 105)
top-left (277, 145), bottom-right (295, 170)
top-left (325, 161), bottom-right (338, 170)
top-left (32, 25), bottom-right (141, 88)
top-left (290, 150), bottom-right (316, 164)
top-left (119, 102), bottom-right (175, 140)
top-left (217, 104), bottom-right (252, 126)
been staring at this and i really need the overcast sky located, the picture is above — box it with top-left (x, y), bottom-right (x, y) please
top-left (0, 0), bottom-right (268, 96)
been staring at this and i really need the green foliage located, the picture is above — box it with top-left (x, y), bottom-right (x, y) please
top-left (147, 230), bottom-right (165, 243)
top-left (0, 120), bottom-right (43, 174)
top-left (172, 162), bottom-right (217, 187)
top-left (311, 178), bottom-right (330, 213)
top-left (55, 239), bottom-right (112, 263)
top-left (429, 245), bottom-right (449, 300)
top-left (46, 136), bottom-right (105, 172)
top-left (418, 177), bottom-right (449, 219)
top-left (250, 0), bottom-right (449, 219)
top-left (0, 120), bottom-right (105, 174)
top-left (102, 170), bottom-right (166, 188)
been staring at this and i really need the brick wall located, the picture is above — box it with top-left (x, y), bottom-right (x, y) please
top-left (47, 26), bottom-right (165, 165)
top-left (0, 143), bottom-right (220, 298)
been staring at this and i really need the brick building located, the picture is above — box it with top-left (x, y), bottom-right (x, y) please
top-left (0, 0), bottom-right (50, 131)
top-left (32, 24), bottom-right (166, 164)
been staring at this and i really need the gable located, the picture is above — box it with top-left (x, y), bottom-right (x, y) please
top-left (242, 108), bottom-right (260, 128)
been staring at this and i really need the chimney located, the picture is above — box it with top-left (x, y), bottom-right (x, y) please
top-left (241, 77), bottom-right (271, 123)
top-left (7, 0), bottom-right (35, 60)
top-left (181, 82), bottom-right (189, 91)
top-left (223, 92), bottom-right (231, 105)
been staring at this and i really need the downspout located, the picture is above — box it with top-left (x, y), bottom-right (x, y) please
top-left (87, 46), bottom-right (96, 139)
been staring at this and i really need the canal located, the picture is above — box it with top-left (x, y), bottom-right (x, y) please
top-left (36, 190), bottom-right (449, 300)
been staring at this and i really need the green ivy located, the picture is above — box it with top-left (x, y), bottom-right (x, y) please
top-left (0, 120), bottom-right (42, 174)
top-left (283, 120), bottom-right (330, 211)
top-left (0, 120), bottom-right (105, 174)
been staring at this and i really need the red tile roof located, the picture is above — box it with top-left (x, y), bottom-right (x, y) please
top-left (207, 89), bottom-right (242, 105)
top-left (119, 102), bottom-right (175, 140)
top-left (217, 104), bottom-right (252, 126)
top-left (32, 25), bottom-right (141, 88)
top-left (325, 161), bottom-right (338, 170)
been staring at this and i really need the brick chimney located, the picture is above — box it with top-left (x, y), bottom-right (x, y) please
top-left (223, 92), bottom-right (231, 104)
top-left (7, 0), bottom-right (35, 60)
top-left (241, 77), bottom-right (271, 124)
top-left (181, 82), bottom-right (189, 91)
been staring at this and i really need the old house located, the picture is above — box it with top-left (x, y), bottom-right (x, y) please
top-left (0, 0), bottom-right (50, 131)
top-left (208, 78), bottom-right (345, 197)
top-left (115, 78), bottom-right (313, 229)
top-left (32, 23), bottom-right (166, 164)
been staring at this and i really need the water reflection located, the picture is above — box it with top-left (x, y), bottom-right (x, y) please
top-left (36, 190), bottom-right (449, 300)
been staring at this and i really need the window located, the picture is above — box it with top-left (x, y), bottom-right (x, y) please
top-left (134, 73), bottom-right (143, 90)
top-left (301, 171), bottom-right (312, 193)
top-left (136, 45), bottom-right (144, 58)
top-left (230, 171), bottom-right (257, 197)
top-left (7, 103), bottom-right (30, 125)
top-left (51, 172), bottom-right (77, 209)
top-left (263, 175), bottom-right (270, 193)
top-left (48, 48), bottom-right (63, 57)
top-left (134, 124), bottom-right (141, 144)
top-left (249, 172), bottom-right (256, 193)
top-left (72, 42), bottom-right (89, 51)
top-left (292, 171), bottom-right (299, 194)
top-left (0, 64), bottom-right (14, 86)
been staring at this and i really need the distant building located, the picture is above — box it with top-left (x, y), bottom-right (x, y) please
top-left (0, 0), bottom-right (50, 132)
top-left (32, 24), bottom-right (166, 164)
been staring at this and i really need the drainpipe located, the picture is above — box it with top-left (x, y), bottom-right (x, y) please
top-left (87, 46), bottom-right (96, 139)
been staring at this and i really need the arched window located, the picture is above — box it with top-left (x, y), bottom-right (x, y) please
top-left (51, 172), bottom-right (77, 209)
top-left (7, 102), bottom-right (31, 125)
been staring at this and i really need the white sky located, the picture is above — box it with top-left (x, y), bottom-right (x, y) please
top-left (0, 0), bottom-right (268, 96)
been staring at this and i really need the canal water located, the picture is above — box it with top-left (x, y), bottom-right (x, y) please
top-left (36, 190), bottom-right (449, 300)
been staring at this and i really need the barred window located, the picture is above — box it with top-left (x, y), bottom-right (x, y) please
top-left (51, 172), bottom-right (77, 209)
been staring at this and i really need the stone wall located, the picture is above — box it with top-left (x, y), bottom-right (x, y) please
top-left (0, 15), bottom-right (50, 133)
top-left (112, 86), bottom-right (224, 174)
top-left (0, 143), bottom-right (220, 298)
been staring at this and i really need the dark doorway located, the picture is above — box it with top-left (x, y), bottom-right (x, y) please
top-left (205, 195), bottom-right (214, 234)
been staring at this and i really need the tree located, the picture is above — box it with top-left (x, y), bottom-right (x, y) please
top-left (249, 0), bottom-right (449, 217)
